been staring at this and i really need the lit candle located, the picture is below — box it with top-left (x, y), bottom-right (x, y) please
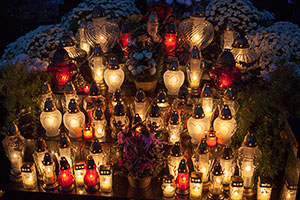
top-left (91, 44), bottom-right (105, 84)
top-left (99, 165), bottom-right (113, 193)
top-left (103, 55), bottom-right (124, 93)
top-left (190, 172), bottom-right (203, 199)
top-left (42, 152), bottom-right (58, 190)
top-left (230, 176), bottom-right (243, 200)
top-left (21, 162), bottom-right (37, 190)
top-left (187, 47), bottom-right (204, 88)
top-left (220, 146), bottom-right (235, 189)
top-left (10, 151), bottom-right (23, 175)
top-left (83, 124), bottom-right (94, 141)
top-left (161, 175), bottom-right (175, 198)
top-left (90, 139), bottom-right (105, 169)
top-left (164, 23), bottom-right (177, 56)
top-left (33, 137), bottom-right (48, 180)
top-left (74, 161), bottom-right (85, 187)
top-left (201, 83), bottom-right (214, 118)
top-left (206, 127), bottom-right (217, 147)
top-left (257, 177), bottom-right (272, 200)
top-left (168, 142), bottom-right (184, 178)
top-left (176, 159), bottom-right (189, 195)
top-left (241, 159), bottom-right (254, 188)
top-left (281, 182), bottom-right (297, 200)
top-left (92, 107), bottom-right (107, 141)
top-left (168, 110), bottom-right (182, 144)
top-left (84, 156), bottom-right (99, 192)
top-left (58, 157), bottom-right (74, 192)
top-left (163, 59), bottom-right (185, 96)
top-left (207, 162), bottom-right (224, 199)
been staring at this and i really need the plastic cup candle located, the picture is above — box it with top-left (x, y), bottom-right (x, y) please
top-left (58, 157), bottom-right (74, 192)
top-left (161, 175), bottom-right (175, 198)
top-left (190, 172), bottom-right (203, 199)
top-left (257, 177), bottom-right (272, 200)
top-left (42, 153), bottom-right (58, 190)
top-left (176, 159), bottom-right (189, 195)
top-left (206, 127), bottom-right (217, 147)
top-left (83, 124), bottom-right (94, 141)
top-left (99, 165), bottom-right (113, 193)
top-left (74, 161), bottom-right (86, 187)
top-left (230, 176), bottom-right (243, 200)
top-left (21, 162), bottom-right (37, 190)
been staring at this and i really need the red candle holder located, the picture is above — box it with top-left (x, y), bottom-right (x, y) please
top-left (119, 23), bottom-right (131, 56)
top-left (164, 23), bottom-right (177, 57)
top-left (206, 127), bottom-right (218, 147)
top-left (176, 159), bottom-right (189, 195)
top-left (84, 156), bottom-right (99, 192)
top-left (58, 157), bottom-right (74, 192)
top-left (83, 124), bottom-right (94, 141)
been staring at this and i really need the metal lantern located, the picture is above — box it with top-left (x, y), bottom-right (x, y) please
top-left (62, 81), bottom-right (79, 112)
top-left (33, 137), bottom-right (48, 180)
top-left (63, 99), bottom-right (85, 138)
top-left (207, 162), bottom-right (224, 200)
top-left (42, 152), bottom-right (58, 190)
top-left (230, 176), bottom-right (244, 200)
top-left (178, 4), bottom-right (214, 52)
top-left (90, 139), bottom-right (105, 169)
top-left (187, 47), bottom-right (204, 88)
top-left (21, 162), bottom-right (37, 190)
top-left (238, 131), bottom-right (262, 195)
top-left (130, 89), bottom-right (151, 121)
top-left (231, 35), bottom-right (257, 72)
top-left (110, 101), bottom-right (130, 139)
top-left (90, 44), bottom-right (106, 84)
top-left (201, 83), bottom-right (214, 118)
top-left (99, 164), bottom-right (113, 193)
top-left (220, 146), bottom-right (235, 189)
top-left (74, 161), bottom-right (86, 187)
top-left (192, 138), bottom-right (212, 184)
top-left (161, 175), bottom-right (175, 197)
top-left (104, 55), bottom-right (125, 93)
top-left (167, 110), bottom-right (183, 144)
top-left (221, 20), bottom-right (236, 50)
top-left (257, 177), bottom-right (272, 200)
top-left (84, 5), bottom-right (119, 53)
top-left (213, 105), bottom-right (237, 145)
top-left (92, 107), bottom-right (107, 141)
top-left (168, 142), bottom-right (184, 179)
top-left (176, 158), bottom-right (190, 195)
top-left (187, 104), bottom-right (210, 144)
top-left (190, 172), bottom-right (203, 199)
top-left (58, 156), bottom-right (74, 192)
top-left (163, 59), bottom-right (185, 96)
top-left (40, 98), bottom-right (62, 137)
top-left (84, 156), bottom-right (99, 192)
top-left (2, 122), bottom-right (25, 177)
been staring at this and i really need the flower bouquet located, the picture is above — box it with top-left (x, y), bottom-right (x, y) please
top-left (117, 122), bottom-right (167, 188)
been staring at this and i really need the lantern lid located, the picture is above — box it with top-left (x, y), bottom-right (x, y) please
top-left (285, 181), bottom-right (298, 190)
top-left (216, 49), bottom-right (236, 68)
top-left (223, 87), bottom-right (235, 100)
top-left (133, 114), bottom-right (142, 125)
top-left (64, 81), bottom-right (76, 94)
top-left (190, 88), bottom-right (200, 98)
top-left (100, 165), bottom-right (112, 175)
top-left (114, 101), bottom-right (125, 116)
top-left (89, 82), bottom-right (100, 96)
top-left (41, 81), bottom-right (52, 94)
top-left (67, 99), bottom-right (80, 113)
top-left (148, 12), bottom-right (159, 24)
top-left (163, 175), bottom-right (174, 183)
top-left (60, 132), bottom-right (71, 148)
top-left (169, 110), bottom-right (181, 125)
top-left (191, 4), bottom-right (205, 18)
top-left (91, 139), bottom-right (103, 154)
top-left (198, 138), bottom-right (209, 154)
top-left (21, 162), bottom-right (34, 173)
top-left (219, 105), bottom-right (232, 120)
top-left (42, 152), bottom-right (53, 166)
top-left (107, 55), bottom-right (119, 70)
top-left (243, 131), bottom-right (257, 147)
top-left (201, 83), bottom-right (213, 97)
top-left (43, 98), bottom-right (57, 112)
top-left (166, 23), bottom-right (176, 34)
top-left (194, 105), bottom-right (205, 119)
top-left (75, 161), bottom-right (85, 170)
top-left (86, 156), bottom-right (96, 169)
top-left (231, 176), bottom-right (243, 187)
top-left (191, 171), bottom-right (202, 183)
top-left (60, 156), bottom-right (70, 170)
top-left (212, 162), bottom-right (223, 176)
top-left (178, 159), bottom-right (188, 173)
top-left (135, 89), bottom-right (146, 102)
top-left (36, 137), bottom-right (48, 152)
top-left (7, 121), bottom-right (20, 136)
top-left (225, 20), bottom-right (234, 31)
top-left (171, 142), bottom-right (183, 157)
top-left (149, 103), bottom-right (160, 117)
top-left (92, 5), bottom-right (106, 18)
top-left (52, 46), bottom-right (71, 64)
top-left (93, 107), bottom-right (105, 120)
top-left (258, 177), bottom-right (272, 188)
top-left (178, 86), bottom-right (189, 99)
top-left (94, 44), bottom-right (103, 57)
top-left (220, 146), bottom-right (234, 160)
top-left (191, 46), bottom-right (200, 59)
top-left (59, 32), bottom-right (75, 47)
top-left (121, 23), bottom-right (130, 34)
top-left (169, 59), bottom-right (179, 71)
top-left (157, 89), bottom-right (168, 103)
top-left (207, 126), bottom-right (216, 137)
top-left (232, 35), bottom-right (249, 48)
top-left (113, 89), bottom-right (122, 102)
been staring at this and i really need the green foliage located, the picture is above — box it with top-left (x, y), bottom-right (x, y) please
top-left (232, 63), bottom-right (300, 179)
top-left (0, 64), bottom-right (49, 138)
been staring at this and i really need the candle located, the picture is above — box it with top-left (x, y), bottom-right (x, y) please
top-left (84, 156), bottom-right (99, 192)
top-left (21, 162), bottom-right (37, 190)
top-left (230, 176), bottom-right (243, 200)
top-left (99, 165), bottom-right (113, 193)
top-left (190, 172), bottom-right (203, 199)
top-left (58, 157), bottom-right (74, 192)
top-left (257, 177), bottom-right (272, 200)
top-left (42, 152), bottom-right (58, 190)
top-left (10, 152), bottom-right (23, 175)
top-left (75, 161), bottom-right (86, 187)
top-left (83, 124), bottom-right (94, 141)
top-left (176, 159), bottom-right (189, 195)
top-left (161, 175), bottom-right (175, 198)
top-left (281, 182), bottom-right (297, 200)
top-left (241, 159), bottom-right (254, 188)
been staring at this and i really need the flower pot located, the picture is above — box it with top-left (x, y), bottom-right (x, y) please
top-left (134, 80), bottom-right (157, 93)
top-left (127, 176), bottom-right (151, 188)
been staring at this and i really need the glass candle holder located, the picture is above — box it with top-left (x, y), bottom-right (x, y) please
top-left (190, 172), bottom-right (203, 199)
top-left (99, 164), bottom-right (113, 193)
top-left (167, 110), bottom-right (182, 144)
top-left (21, 162), bottom-right (37, 190)
top-left (78, 20), bottom-right (91, 55)
top-left (163, 59), bottom-right (185, 96)
top-left (58, 157), bottom-right (74, 192)
top-left (220, 146), bottom-right (235, 189)
top-left (42, 152), bottom-right (58, 190)
top-left (90, 44), bottom-right (106, 84)
top-left (58, 132), bottom-right (75, 172)
top-left (83, 124), bottom-right (94, 141)
top-left (147, 102), bottom-right (165, 140)
top-left (156, 89), bottom-right (171, 122)
top-left (223, 87), bottom-right (238, 117)
top-left (168, 142), bottom-right (184, 178)
top-left (257, 177), bottom-right (272, 200)
top-left (187, 47), bottom-right (204, 88)
top-left (62, 81), bottom-right (79, 112)
top-left (110, 101), bottom-right (130, 139)
top-left (176, 159), bottom-right (189, 195)
top-left (90, 139), bottom-right (105, 169)
top-left (201, 83), bottom-right (214, 118)
top-left (74, 161), bottom-right (86, 187)
top-left (280, 181), bottom-right (298, 200)
top-left (207, 162), bottom-right (224, 200)
top-left (130, 89), bottom-right (151, 121)
top-left (230, 176), bottom-right (244, 200)
top-left (104, 55), bottom-right (124, 93)
top-left (206, 127), bottom-right (218, 148)
top-left (221, 20), bottom-right (236, 50)
top-left (84, 156), bottom-right (99, 192)
top-left (164, 23), bottom-right (177, 57)
top-left (39, 80), bottom-right (54, 110)
top-left (92, 107), bottom-right (107, 141)
top-left (33, 137), bottom-right (48, 181)
top-left (161, 175), bottom-right (175, 198)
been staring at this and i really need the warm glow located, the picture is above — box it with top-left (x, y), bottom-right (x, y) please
top-left (234, 191), bottom-right (239, 196)
top-left (110, 75), bottom-right (117, 82)
top-left (202, 167), bottom-right (207, 173)
top-left (168, 38), bottom-right (172, 42)
top-left (182, 176), bottom-right (186, 182)
top-left (63, 173), bottom-right (67, 178)
top-left (194, 35), bottom-right (199, 40)
top-left (97, 128), bottom-right (103, 134)
top-left (216, 177), bottom-right (221, 183)
top-left (47, 117), bottom-right (55, 125)
top-left (245, 166), bottom-right (252, 172)
top-left (13, 154), bottom-right (17, 158)
top-left (61, 74), bottom-right (68, 82)
top-left (171, 76), bottom-right (178, 84)
top-left (204, 106), bottom-right (212, 113)
top-left (96, 70), bottom-right (102, 76)
top-left (70, 119), bottom-right (78, 127)
top-left (90, 174), bottom-right (93, 179)
top-left (192, 75), bottom-right (198, 81)
top-left (195, 186), bottom-right (199, 192)
top-left (100, 36), bottom-right (104, 40)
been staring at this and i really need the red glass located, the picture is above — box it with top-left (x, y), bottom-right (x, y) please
top-left (83, 125), bottom-right (94, 141)
top-left (47, 62), bottom-right (77, 87)
top-left (176, 172), bottom-right (189, 191)
top-left (84, 168), bottom-right (99, 188)
top-left (164, 33), bottom-right (177, 56)
top-left (207, 134), bottom-right (217, 147)
top-left (119, 33), bottom-right (131, 56)
top-left (58, 168), bottom-right (74, 189)
top-left (83, 85), bottom-right (90, 94)
top-left (210, 66), bottom-right (241, 89)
